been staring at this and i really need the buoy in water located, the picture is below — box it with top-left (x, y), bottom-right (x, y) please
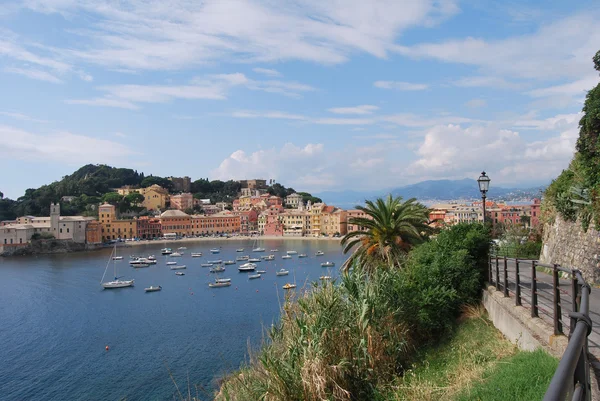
top-left (105, 345), bottom-right (109, 351)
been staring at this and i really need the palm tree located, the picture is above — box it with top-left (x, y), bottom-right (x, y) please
top-left (341, 195), bottom-right (431, 272)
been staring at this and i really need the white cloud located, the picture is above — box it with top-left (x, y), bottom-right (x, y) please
top-left (313, 117), bottom-right (374, 125)
top-left (374, 81), bottom-right (428, 91)
top-left (18, 0), bottom-right (459, 71)
top-left (452, 76), bottom-right (522, 89)
top-left (465, 98), bottom-right (487, 108)
top-left (231, 110), bottom-right (307, 120)
top-left (4, 67), bottom-right (62, 83)
top-left (393, 12), bottom-right (600, 80)
top-left (527, 76), bottom-right (599, 98)
top-left (252, 68), bottom-right (282, 77)
top-left (65, 98), bottom-right (140, 110)
top-left (0, 111), bottom-right (49, 123)
top-left (328, 105), bottom-right (379, 115)
top-left (0, 125), bottom-right (135, 163)
top-left (513, 113), bottom-right (581, 131)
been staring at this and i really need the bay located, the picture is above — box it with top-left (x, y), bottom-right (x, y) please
top-left (0, 239), bottom-right (346, 401)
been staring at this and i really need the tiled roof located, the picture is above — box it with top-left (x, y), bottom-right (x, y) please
top-left (160, 210), bottom-right (190, 218)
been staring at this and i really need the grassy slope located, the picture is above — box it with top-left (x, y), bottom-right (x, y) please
top-left (387, 309), bottom-right (558, 401)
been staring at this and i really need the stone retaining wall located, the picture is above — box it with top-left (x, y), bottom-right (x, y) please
top-left (541, 215), bottom-right (600, 283)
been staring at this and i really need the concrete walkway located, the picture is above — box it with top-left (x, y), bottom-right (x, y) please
top-left (494, 258), bottom-right (600, 360)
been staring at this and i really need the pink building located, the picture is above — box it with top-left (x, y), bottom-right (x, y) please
top-left (170, 193), bottom-right (194, 211)
top-left (530, 198), bottom-right (541, 228)
top-left (346, 209), bottom-right (371, 233)
top-left (260, 206), bottom-right (284, 236)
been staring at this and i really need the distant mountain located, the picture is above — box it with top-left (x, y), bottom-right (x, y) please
top-left (315, 179), bottom-right (546, 207)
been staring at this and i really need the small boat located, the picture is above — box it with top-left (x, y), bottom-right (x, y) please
top-left (286, 250), bottom-right (298, 255)
top-left (201, 263), bottom-right (213, 267)
top-left (145, 285), bottom-right (162, 292)
top-left (276, 269), bottom-right (289, 276)
top-left (252, 247), bottom-right (265, 252)
top-left (216, 278), bottom-right (231, 283)
top-left (320, 276), bottom-right (332, 280)
top-left (223, 260), bottom-right (236, 265)
top-left (161, 248), bottom-right (172, 255)
top-left (170, 265), bottom-right (187, 270)
top-left (282, 255), bottom-right (291, 259)
top-left (191, 253), bottom-right (202, 257)
top-left (210, 266), bottom-right (226, 273)
top-left (236, 255), bottom-right (249, 261)
top-left (132, 263), bottom-right (150, 268)
top-left (175, 272), bottom-right (185, 276)
top-left (256, 270), bottom-right (266, 273)
top-left (112, 256), bottom-right (123, 260)
top-left (315, 251), bottom-right (324, 256)
top-left (208, 259), bottom-right (222, 264)
top-left (102, 244), bottom-right (134, 289)
top-left (209, 281), bottom-right (231, 288)
top-left (148, 255), bottom-right (156, 261)
top-left (283, 283), bottom-right (296, 290)
top-left (298, 254), bottom-right (307, 258)
top-left (170, 252), bottom-right (182, 257)
top-left (236, 248), bottom-right (244, 252)
top-left (210, 248), bottom-right (220, 254)
top-left (248, 273), bottom-right (261, 279)
top-left (238, 263), bottom-right (257, 271)
top-left (270, 249), bottom-right (279, 252)
top-left (248, 258), bottom-right (261, 263)
top-left (130, 258), bottom-right (156, 266)
top-left (261, 255), bottom-right (275, 260)
top-left (321, 262), bottom-right (335, 267)
top-left (178, 247), bottom-right (187, 250)
top-left (166, 261), bottom-right (177, 265)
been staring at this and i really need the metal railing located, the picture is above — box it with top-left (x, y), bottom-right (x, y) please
top-left (487, 255), bottom-right (593, 401)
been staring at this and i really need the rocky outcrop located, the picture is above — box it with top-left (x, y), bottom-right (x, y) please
top-left (541, 215), bottom-right (600, 283)
top-left (0, 239), bottom-right (102, 256)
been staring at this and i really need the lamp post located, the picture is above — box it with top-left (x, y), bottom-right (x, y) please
top-left (477, 171), bottom-right (490, 224)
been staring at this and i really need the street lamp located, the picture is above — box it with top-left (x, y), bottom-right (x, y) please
top-left (477, 171), bottom-right (490, 224)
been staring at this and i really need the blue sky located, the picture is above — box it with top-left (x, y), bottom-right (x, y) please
top-left (1, 0), bottom-right (599, 199)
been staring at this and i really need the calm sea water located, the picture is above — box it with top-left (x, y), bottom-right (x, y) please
top-left (0, 239), bottom-right (347, 401)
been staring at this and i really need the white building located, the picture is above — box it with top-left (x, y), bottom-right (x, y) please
top-left (285, 193), bottom-right (303, 208)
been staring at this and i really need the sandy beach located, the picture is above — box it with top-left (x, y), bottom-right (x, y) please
top-left (123, 235), bottom-right (342, 248)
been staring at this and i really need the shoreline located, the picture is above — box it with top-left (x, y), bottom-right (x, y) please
top-left (123, 235), bottom-right (342, 248)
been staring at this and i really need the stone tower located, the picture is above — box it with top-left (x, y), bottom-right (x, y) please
top-left (50, 202), bottom-right (60, 234)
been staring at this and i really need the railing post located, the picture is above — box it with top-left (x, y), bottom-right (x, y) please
top-left (495, 256), bottom-right (499, 291)
top-left (515, 258), bottom-right (521, 306)
top-left (488, 255), bottom-right (492, 285)
top-left (503, 256), bottom-right (509, 297)
top-left (553, 264), bottom-right (563, 335)
top-left (570, 271), bottom-right (578, 339)
top-left (531, 260), bottom-right (538, 318)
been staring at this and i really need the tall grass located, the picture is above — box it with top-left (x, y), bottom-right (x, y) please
top-left (216, 224), bottom-right (491, 401)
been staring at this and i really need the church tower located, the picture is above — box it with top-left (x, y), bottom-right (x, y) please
top-left (50, 203), bottom-right (60, 234)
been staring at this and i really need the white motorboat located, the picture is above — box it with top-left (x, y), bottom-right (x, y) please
top-left (286, 250), bottom-right (298, 255)
top-left (170, 252), bottom-right (182, 257)
top-left (145, 286), bottom-right (162, 292)
top-left (283, 283), bottom-right (296, 290)
top-left (256, 270), bottom-right (266, 274)
top-left (132, 263), bottom-right (150, 268)
top-left (236, 248), bottom-right (244, 252)
top-left (248, 258), bottom-right (261, 263)
top-left (276, 269), bottom-right (289, 276)
top-left (170, 265), bottom-right (187, 270)
top-left (148, 255), bottom-right (156, 261)
top-left (201, 263), bottom-right (213, 267)
top-left (210, 266), bottom-right (226, 273)
top-left (209, 281), bottom-right (231, 288)
top-left (166, 261), bottom-right (177, 265)
top-left (298, 254), bottom-right (307, 258)
top-left (130, 257), bottom-right (157, 266)
top-left (175, 272), bottom-right (185, 276)
top-left (191, 253), bottom-right (202, 257)
top-left (112, 256), bottom-right (123, 260)
top-left (261, 255), bottom-right (275, 260)
top-left (216, 278), bottom-right (231, 283)
top-left (178, 247), bottom-right (187, 250)
top-left (248, 273), bottom-right (261, 279)
top-left (161, 248), bottom-right (172, 255)
top-left (102, 244), bottom-right (134, 289)
top-left (252, 247), bottom-right (265, 252)
top-left (208, 259), bottom-right (222, 264)
top-left (321, 262), bottom-right (335, 267)
top-left (223, 260), bottom-right (236, 265)
top-left (236, 255), bottom-right (249, 261)
top-left (210, 248), bottom-right (220, 254)
top-left (270, 249), bottom-right (279, 252)
top-left (315, 251), bottom-right (324, 256)
top-left (238, 263), bottom-right (257, 272)
top-left (282, 255), bottom-right (292, 259)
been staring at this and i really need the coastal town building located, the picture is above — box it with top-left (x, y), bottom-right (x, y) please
top-left (190, 211), bottom-right (241, 235)
top-left (160, 209), bottom-right (192, 237)
top-left (137, 216), bottom-right (162, 239)
top-left (85, 221), bottom-right (103, 244)
top-left (321, 207), bottom-right (347, 236)
top-left (258, 206), bottom-right (284, 236)
top-left (285, 193), bottom-right (303, 208)
top-left (169, 193), bottom-right (194, 211)
top-left (168, 176), bottom-right (191, 193)
top-left (346, 209), bottom-right (370, 233)
top-left (99, 203), bottom-right (137, 242)
top-left (238, 179), bottom-right (267, 191)
top-left (117, 184), bottom-right (168, 211)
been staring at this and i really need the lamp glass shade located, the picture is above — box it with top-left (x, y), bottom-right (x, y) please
top-left (477, 172), bottom-right (490, 192)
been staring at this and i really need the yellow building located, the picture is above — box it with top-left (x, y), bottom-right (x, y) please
top-left (117, 184), bottom-right (168, 211)
top-left (98, 203), bottom-right (137, 241)
top-left (321, 207), bottom-right (347, 236)
top-left (308, 202), bottom-right (325, 237)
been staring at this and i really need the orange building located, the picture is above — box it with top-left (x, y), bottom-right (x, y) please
top-left (191, 211), bottom-right (241, 235)
top-left (160, 210), bottom-right (192, 237)
top-left (99, 203), bottom-right (137, 242)
top-left (137, 216), bottom-right (162, 239)
top-left (346, 209), bottom-right (371, 233)
top-left (85, 220), bottom-right (102, 244)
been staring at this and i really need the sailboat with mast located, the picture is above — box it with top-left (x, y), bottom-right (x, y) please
top-left (101, 244), bottom-right (134, 289)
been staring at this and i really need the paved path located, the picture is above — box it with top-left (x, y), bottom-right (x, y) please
top-left (491, 258), bottom-right (600, 360)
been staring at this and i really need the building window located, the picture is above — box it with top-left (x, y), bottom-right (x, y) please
top-left (60, 228), bottom-right (63, 233)
top-left (67, 228), bottom-right (70, 233)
